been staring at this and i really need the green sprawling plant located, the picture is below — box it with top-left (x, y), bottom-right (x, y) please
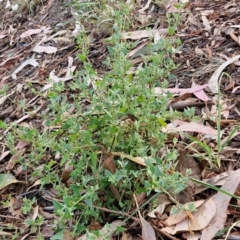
top-left (2, 0), bottom-right (188, 237)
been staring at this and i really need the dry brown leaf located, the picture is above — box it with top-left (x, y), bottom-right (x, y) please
top-left (89, 222), bottom-right (102, 231)
top-left (195, 172), bottom-right (229, 194)
top-left (0, 230), bottom-right (13, 237)
top-left (140, 215), bottom-right (156, 240)
top-left (77, 220), bottom-right (123, 240)
top-left (72, 20), bottom-right (81, 36)
top-left (9, 196), bottom-right (23, 216)
top-left (0, 231), bottom-right (12, 236)
top-left (27, 179), bottom-right (41, 191)
top-left (6, 149), bottom-right (26, 170)
top-left (136, 14), bottom-right (152, 25)
top-left (0, 92), bottom-right (14, 106)
top-left (229, 32), bottom-right (240, 45)
top-left (148, 195), bottom-right (171, 218)
top-left (103, 154), bottom-right (120, 201)
top-left (109, 186), bottom-right (121, 202)
top-left (42, 30), bottom-right (67, 43)
top-left (175, 150), bottom-right (202, 203)
top-left (166, 0), bottom-right (180, 13)
top-left (155, 84), bottom-right (209, 97)
top-left (168, 100), bottom-right (209, 110)
top-left (195, 46), bottom-right (205, 55)
top-left (111, 152), bottom-right (147, 166)
top-left (191, 83), bottom-right (210, 101)
top-left (32, 205), bottom-right (39, 221)
top-left (0, 150), bottom-right (10, 161)
top-left (130, 56), bottom-right (144, 65)
top-left (12, 58), bottom-right (39, 80)
top-left (148, 205), bottom-right (166, 218)
top-left (42, 58), bottom-right (76, 91)
top-left (33, 45), bottom-right (58, 54)
top-left (136, 192), bottom-right (147, 205)
top-left (61, 163), bottom-right (73, 183)
top-left (39, 207), bottom-right (54, 219)
top-left (162, 120), bottom-right (218, 136)
top-left (171, 93), bottom-right (192, 102)
top-left (186, 232), bottom-right (201, 240)
top-left (200, 10), bottom-right (214, 16)
top-left (128, 40), bottom-right (149, 58)
top-left (122, 29), bottom-right (167, 40)
top-left (224, 78), bottom-right (235, 90)
top-left (103, 155), bottom-right (116, 173)
top-left (41, 0), bottom-right (54, 12)
top-left (121, 232), bottom-right (133, 240)
top-left (20, 28), bottom-right (46, 38)
top-left (193, 90), bottom-right (210, 102)
top-left (15, 141), bottom-right (29, 150)
top-left (138, 0), bottom-right (151, 13)
top-left (40, 225), bottom-right (54, 238)
top-left (201, 15), bottom-right (211, 30)
top-left (205, 44), bottom-right (212, 57)
top-left (0, 35), bottom-right (7, 39)
top-left (201, 169), bottom-right (240, 240)
top-left (122, 30), bottom-right (157, 40)
top-left (187, 16), bottom-right (198, 26)
top-left (210, 95), bottom-right (234, 119)
top-left (163, 198), bottom-right (216, 234)
top-left (165, 200), bottom-right (205, 226)
top-left (21, 233), bottom-right (34, 240)
top-left (133, 194), bottom-right (156, 240)
top-left (52, 37), bottom-right (72, 44)
top-left (208, 55), bottom-right (240, 93)
top-left (232, 86), bottom-right (240, 93)
top-left (221, 131), bottom-right (240, 146)
top-left (150, 196), bottom-right (170, 214)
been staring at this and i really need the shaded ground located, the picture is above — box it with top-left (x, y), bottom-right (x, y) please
top-left (1, 0), bottom-right (240, 239)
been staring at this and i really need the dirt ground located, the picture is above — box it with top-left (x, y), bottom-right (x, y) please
top-left (1, 0), bottom-right (240, 239)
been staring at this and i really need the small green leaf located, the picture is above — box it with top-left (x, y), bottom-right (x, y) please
top-left (116, 226), bottom-right (126, 234)
top-left (158, 118), bottom-right (167, 127)
top-left (184, 203), bottom-right (196, 212)
top-left (52, 199), bottom-right (64, 211)
top-left (50, 230), bottom-right (64, 240)
top-left (48, 160), bottom-right (57, 168)
top-left (170, 205), bottom-right (181, 215)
